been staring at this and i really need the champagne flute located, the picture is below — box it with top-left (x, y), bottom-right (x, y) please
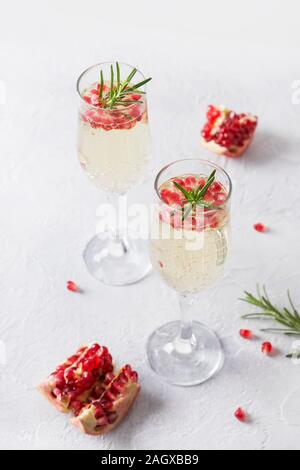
top-left (77, 62), bottom-right (152, 286)
top-left (147, 159), bottom-right (232, 386)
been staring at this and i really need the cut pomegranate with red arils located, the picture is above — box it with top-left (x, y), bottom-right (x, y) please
top-left (72, 364), bottom-right (140, 436)
top-left (201, 105), bottom-right (258, 158)
top-left (38, 343), bottom-right (113, 413)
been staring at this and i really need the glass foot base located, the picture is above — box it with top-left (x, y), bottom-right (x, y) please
top-left (147, 321), bottom-right (224, 386)
top-left (83, 233), bottom-right (152, 286)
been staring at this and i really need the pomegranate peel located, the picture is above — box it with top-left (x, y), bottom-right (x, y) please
top-left (71, 365), bottom-right (140, 436)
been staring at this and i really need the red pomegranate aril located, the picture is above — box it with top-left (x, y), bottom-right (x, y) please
top-left (262, 342), bottom-right (273, 355)
top-left (210, 182), bottom-right (223, 193)
top-left (235, 407), bottom-right (247, 422)
top-left (97, 415), bottom-right (109, 426)
top-left (105, 390), bottom-right (118, 402)
top-left (100, 399), bottom-right (113, 411)
top-left (130, 371), bottom-right (138, 383)
top-left (131, 94), bottom-right (141, 100)
top-left (239, 329), bottom-right (253, 340)
top-left (173, 178), bottom-right (185, 186)
top-left (254, 223), bottom-right (267, 233)
top-left (108, 412), bottom-right (118, 424)
top-left (67, 281), bottom-right (79, 292)
top-left (185, 176), bottom-right (197, 187)
top-left (71, 400), bottom-right (83, 415)
top-left (83, 96), bottom-right (92, 104)
top-left (94, 406), bottom-right (105, 420)
top-left (118, 373), bottom-right (129, 385)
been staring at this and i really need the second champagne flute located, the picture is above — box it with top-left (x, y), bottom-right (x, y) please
top-left (77, 62), bottom-right (152, 286)
top-left (148, 159), bottom-right (232, 386)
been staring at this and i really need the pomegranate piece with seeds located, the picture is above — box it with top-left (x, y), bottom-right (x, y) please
top-left (201, 105), bottom-right (258, 158)
top-left (72, 364), bottom-right (140, 436)
top-left (38, 343), bottom-right (113, 413)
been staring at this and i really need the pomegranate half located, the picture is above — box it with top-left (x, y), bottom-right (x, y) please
top-left (71, 364), bottom-right (140, 435)
top-left (201, 105), bottom-right (258, 158)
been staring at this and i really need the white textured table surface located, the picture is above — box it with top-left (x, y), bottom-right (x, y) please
top-left (1, 0), bottom-right (300, 450)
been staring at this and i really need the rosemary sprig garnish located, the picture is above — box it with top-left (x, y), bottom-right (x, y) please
top-left (98, 62), bottom-right (152, 109)
top-left (240, 285), bottom-right (300, 336)
top-left (173, 170), bottom-right (221, 221)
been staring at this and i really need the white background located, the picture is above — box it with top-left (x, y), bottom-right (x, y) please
top-left (1, 0), bottom-right (300, 450)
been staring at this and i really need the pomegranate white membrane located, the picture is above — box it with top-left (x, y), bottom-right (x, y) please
top-left (150, 174), bottom-right (230, 294)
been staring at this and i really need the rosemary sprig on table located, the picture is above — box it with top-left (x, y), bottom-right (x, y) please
top-left (240, 286), bottom-right (300, 336)
top-left (98, 62), bottom-right (152, 109)
top-left (240, 286), bottom-right (300, 359)
top-left (173, 170), bottom-right (221, 221)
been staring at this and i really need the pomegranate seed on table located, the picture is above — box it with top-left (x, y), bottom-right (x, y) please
top-left (234, 407), bottom-right (247, 422)
top-left (254, 223), bottom-right (267, 233)
top-left (262, 342), bottom-right (273, 355)
top-left (239, 329), bottom-right (253, 340)
top-left (67, 280), bottom-right (79, 292)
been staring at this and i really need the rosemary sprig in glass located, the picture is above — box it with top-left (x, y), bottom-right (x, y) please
top-left (98, 62), bottom-right (152, 109)
top-left (173, 170), bottom-right (221, 221)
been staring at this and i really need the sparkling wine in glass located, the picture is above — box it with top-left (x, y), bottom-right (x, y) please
top-left (77, 62), bottom-right (152, 286)
top-left (147, 159), bottom-right (232, 386)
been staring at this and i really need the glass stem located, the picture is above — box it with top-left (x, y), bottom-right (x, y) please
top-left (173, 294), bottom-right (197, 354)
top-left (106, 192), bottom-right (129, 252)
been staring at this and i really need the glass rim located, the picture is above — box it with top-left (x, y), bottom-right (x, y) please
top-left (76, 61), bottom-right (147, 112)
top-left (154, 158), bottom-right (232, 208)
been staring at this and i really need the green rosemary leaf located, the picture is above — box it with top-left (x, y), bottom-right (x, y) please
top-left (195, 170), bottom-right (216, 200)
top-left (128, 77), bottom-right (152, 90)
top-left (240, 286), bottom-right (300, 336)
top-left (122, 90), bottom-right (146, 95)
top-left (96, 63), bottom-right (151, 110)
top-left (99, 70), bottom-right (104, 99)
top-left (287, 351), bottom-right (300, 359)
top-left (181, 203), bottom-right (193, 221)
top-left (197, 201), bottom-right (221, 211)
top-left (173, 181), bottom-right (191, 199)
top-left (116, 62), bottom-right (120, 87)
top-left (110, 65), bottom-right (114, 100)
